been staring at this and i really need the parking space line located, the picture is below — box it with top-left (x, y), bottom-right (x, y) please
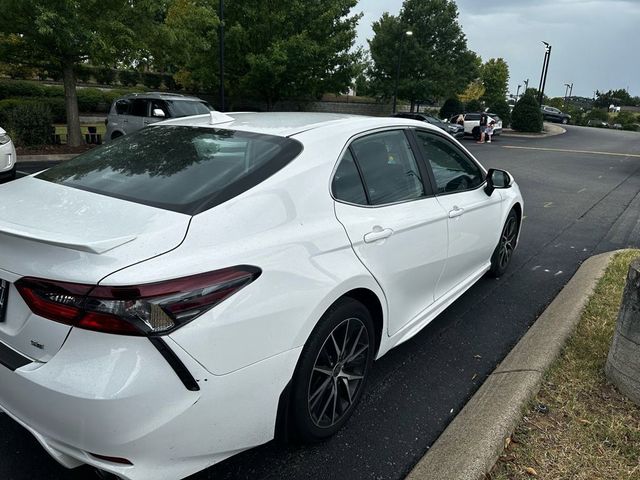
top-left (503, 146), bottom-right (640, 158)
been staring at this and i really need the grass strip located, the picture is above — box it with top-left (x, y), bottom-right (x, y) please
top-left (490, 250), bottom-right (640, 480)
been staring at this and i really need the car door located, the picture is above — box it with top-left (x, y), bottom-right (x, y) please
top-left (332, 129), bottom-right (449, 336)
top-left (412, 129), bottom-right (503, 299)
top-left (127, 98), bottom-right (150, 133)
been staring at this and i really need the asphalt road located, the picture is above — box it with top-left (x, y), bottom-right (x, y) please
top-left (3, 125), bottom-right (640, 480)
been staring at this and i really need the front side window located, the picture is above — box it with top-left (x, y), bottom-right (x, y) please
top-left (350, 130), bottom-right (425, 206)
top-left (415, 131), bottom-right (484, 194)
top-left (37, 126), bottom-right (303, 215)
top-left (114, 100), bottom-right (129, 115)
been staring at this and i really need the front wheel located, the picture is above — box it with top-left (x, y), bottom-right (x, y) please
top-left (561, 117), bottom-right (568, 124)
top-left (489, 209), bottom-right (519, 277)
top-left (290, 298), bottom-right (375, 442)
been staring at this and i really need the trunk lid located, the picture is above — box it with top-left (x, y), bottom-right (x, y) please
top-left (0, 177), bottom-right (191, 362)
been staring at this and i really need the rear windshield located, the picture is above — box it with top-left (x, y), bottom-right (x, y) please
top-left (167, 100), bottom-right (212, 117)
top-left (37, 126), bottom-right (303, 215)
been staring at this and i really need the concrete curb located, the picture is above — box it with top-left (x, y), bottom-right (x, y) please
top-left (17, 154), bottom-right (78, 163)
top-left (406, 250), bottom-right (621, 480)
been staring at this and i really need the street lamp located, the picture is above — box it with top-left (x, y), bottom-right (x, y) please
top-left (538, 41), bottom-right (551, 106)
top-left (516, 84), bottom-right (521, 101)
top-left (392, 30), bottom-right (413, 114)
top-left (564, 83), bottom-right (571, 106)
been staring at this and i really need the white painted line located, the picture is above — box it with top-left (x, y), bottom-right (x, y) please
top-left (577, 188), bottom-right (587, 193)
top-left (503, 145), bottom-right (640, 158)
top-left (544, 202), bottom-right (553, 208)
top-left (554, 271), bottom-right (563, 276)
top-left (532, 265), bottom-right (541, 271)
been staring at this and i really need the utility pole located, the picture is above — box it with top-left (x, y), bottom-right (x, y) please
top-left (218, 0), bottom-right (225, 112)
top-left (538, 42), bottom-right (551, 106)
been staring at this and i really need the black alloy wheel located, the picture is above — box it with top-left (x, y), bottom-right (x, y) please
top-left (290, 298), bottom-right (375, 442)
top-left (489, 209), bottom-right (519, 277)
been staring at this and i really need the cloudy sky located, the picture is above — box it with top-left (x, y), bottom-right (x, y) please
top-left (355, 0), bottom-right (640, 99)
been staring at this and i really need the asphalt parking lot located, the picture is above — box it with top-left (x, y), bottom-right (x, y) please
top-left (3, 125), bottom-right (640, 480)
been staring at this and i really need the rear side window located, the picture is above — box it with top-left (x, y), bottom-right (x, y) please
top-left (37, 126), bottom-right (303, 215)
top-left (351, 130), bottom-right (425, 205)
top-left (465, 113), bottom-right (480, 121)
top-left (129, 99), bottom-right (148, 117)
top-left (114, 100), bottom-right (129, 115)
top-left (332, 150), bottom-right (367, 205)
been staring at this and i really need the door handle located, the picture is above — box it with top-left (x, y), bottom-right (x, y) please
top-left (364, 227), bottom-right (393, 243)
top-left (448, 206), bottom-right (465, 218)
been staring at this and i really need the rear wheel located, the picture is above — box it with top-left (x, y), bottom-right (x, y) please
top-left (290, 298), bottom-right (375, 442)
top-left (561, 117), bottom-right (569, 124)
top-left (489, 209), bottom-right (519, 277)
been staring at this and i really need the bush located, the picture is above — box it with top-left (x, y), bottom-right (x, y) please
top-left (77, 88), bottom-right (109, 113)
top-left (511, 93), bottom-right (543, 132)
top-left (4, 103), bottom-right (54, 147)
top-left (95, 67), bottom-right (117, 85)
top-left (615, 111), bottom-right (636, 125)
top-left (75, 64), bottom-right (93, 83)
top-left (487, 99), bottom-right (512, 127)
top-left (163, 74), bottom-right (178, 91)
top-left (585, 109), bottom-right (609, 122)
top-left (465, 99), bottom-right (482, 112)
top-left (440, 98), bottom-right (463, 120)
top-left (0, 97), bottom-right (66, 124)
top-left (0, 80), bottom-right (45, 99)
top-left (119, 70), bottom-right (140, 87)
top-left (142, 72), bottom-right (163, 89)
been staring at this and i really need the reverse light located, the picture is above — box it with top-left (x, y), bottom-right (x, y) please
top-left (15, 266), bottom-right (261, 336)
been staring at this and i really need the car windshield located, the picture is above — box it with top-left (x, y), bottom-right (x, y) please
top-left (37, 126), bottom-right (303, 215)
top-left (166, 100), bottom-right (212, 117)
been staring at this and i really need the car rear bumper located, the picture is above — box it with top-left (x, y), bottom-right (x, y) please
top-left (0, 327), bottom-right (301, 479)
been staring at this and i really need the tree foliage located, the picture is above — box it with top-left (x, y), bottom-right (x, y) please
top-left (594, 88), bottom-right (640, 108)
top-left (0, 0), bottom-right (164, 145)
top-left (511, 92), bottom-right (543, 132)
top-left (480, 58), bottom-right (509, 106)
top-left (440, 97), bottom-right (463, 119)
top-left (368, 0), bottom-right (480, 108)
top-left (458, 79), bottom-right (485, 103)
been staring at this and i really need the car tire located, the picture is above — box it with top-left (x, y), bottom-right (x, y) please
top-left (489, 209), bottom-right (519, 277)
top-left (111, 131), bottom-right (123, 140)
top-left (561, 118), bottom-right (568, 124)
top-left (290, 297), bottom-right (375, 443)
top-left (472, 126), bottom-right (481, 141)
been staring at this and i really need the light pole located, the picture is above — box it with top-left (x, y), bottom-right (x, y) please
top-left (218, 0), bottom-right (225, 111)
top-left (516, 84), bottom-right (521, 101)
top-left (523, 78), bottom-right (529, 93)
top-left (538, 41), bottom-right (551, 106)
top-left (392, 30), bottom-right (413, 114)
top-left (564, 83), bottom-right (571, 106)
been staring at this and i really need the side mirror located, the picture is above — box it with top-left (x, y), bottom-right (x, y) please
top-left (152, 108), bottom-right (166, 118)
top-left (484, 168), bottom-right (514, 196)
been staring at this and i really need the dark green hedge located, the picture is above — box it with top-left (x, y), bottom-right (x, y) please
top-left (4, 103), bottom-right (54, 147)
top-left (511, 93), bottom-right (543, 132)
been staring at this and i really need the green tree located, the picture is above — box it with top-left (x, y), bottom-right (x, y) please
top-left (480, 58), bottom-right (509, 106)
top-left (369, 0), bottom-right (480, 109)
top-left (0, 0), bottom-right (164, 146)
top-left (440, 97), bottom-right (463, 119)
top-left (487, 99), bottom-right (511, 128)
top-left (218, 0), bottom-right (361, 109)
top-left (511, 92), bottom-right (543, 132)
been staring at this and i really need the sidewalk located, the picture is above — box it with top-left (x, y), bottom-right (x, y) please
top-left (501, 122), bottom-right (566, 138)
top-left (407, 251), bottom-right (618, 480)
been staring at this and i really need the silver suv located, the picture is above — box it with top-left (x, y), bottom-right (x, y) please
top-left (105, 92), bottom-right (212, 141)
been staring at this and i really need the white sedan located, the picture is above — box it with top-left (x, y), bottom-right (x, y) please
top-left (0, 126), bottom-right (16, 181)
top-left (0, 112), bottom-right (523, 480)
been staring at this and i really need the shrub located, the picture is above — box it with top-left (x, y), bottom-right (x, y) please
top-left (142, 72), bottom-right (163, 89)
top-left (119, 70), bottom-right (140, 87)
top-left (616, 111), bottom-right (636, 125)
top-left (585, 109), bottom-right (609, 122)
top-left (77, 88), bottom-right (109, 113)
top-left (440, 98), bottom-right (463, 120)
top-left (487, 99), bottom-right (512, 127)
top-left (511, 92), bottom-right (543, 132)
top-left (465, 99), bottom-right (482, 112)
top-left (0, 80), bottom-right (45, 99)
top-left (0, 97), bottom-right (66, 124)
top-left (75, 64), bottom-right (93, 83)
top-left (95, 67), bottom-right (116, 85)
top-left (5, 102), bottom-right (54, 147)
top-left (163, 74), bottom-right (178, 91)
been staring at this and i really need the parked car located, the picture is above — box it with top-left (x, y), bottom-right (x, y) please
top-left (105, 92), bottom-right (213, 141)
top-left (449, 112), bottom-right (503, 139)
top-left (393, 112), bottom-right (464, 138)
top-left (0, 112), bottom-right (523, 480)
top-left (541, 105), bottom-right (571, 124)
top-left (586, 119), bottom-right (610, 128)
top-left (0, 126), bottom-right (16, 182)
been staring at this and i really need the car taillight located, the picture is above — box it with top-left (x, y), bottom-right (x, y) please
top-left (15, 266), bottom-right (261, 336)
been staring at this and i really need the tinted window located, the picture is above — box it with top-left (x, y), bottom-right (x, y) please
top-left (115, 100), bottom-right (129, 115)
top-left (129, 99), bottom-right (148, 117)
top-left (415, 131), bottom-right (483, 194)
top-left (150, 99), bottom-right (169, 117)
top-left (332, 150), bottom-right (367, 205)
top-left (37, 126), bottom-right (303, 215)
top-left (351, 130), bottom-right (425, 205)
top-left (465, 113), bottom-right (480, 121)
top-left (167, 100), bottom-right (212, 117)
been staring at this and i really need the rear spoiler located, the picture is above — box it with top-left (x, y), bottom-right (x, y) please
top-left (0, 219), bottom-right (135, 254)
